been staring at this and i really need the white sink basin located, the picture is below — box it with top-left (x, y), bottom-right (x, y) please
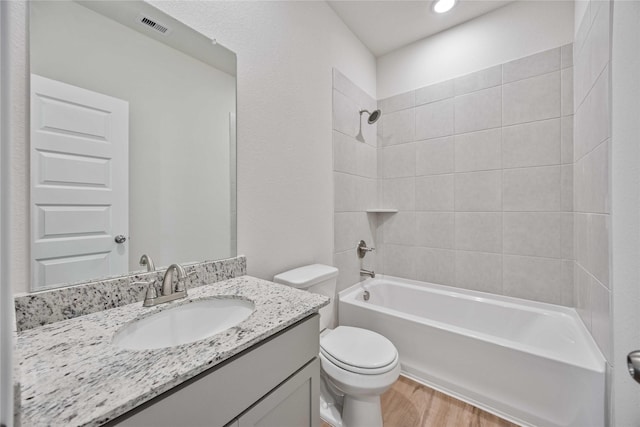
top-left (112, 298), bottom-right (255, 350)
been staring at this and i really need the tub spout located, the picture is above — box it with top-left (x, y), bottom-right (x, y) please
top-left (360, 269), bottom-right (375, 278)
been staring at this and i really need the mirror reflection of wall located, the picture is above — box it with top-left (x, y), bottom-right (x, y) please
top-left (30, 1), bottom-right (237, 291)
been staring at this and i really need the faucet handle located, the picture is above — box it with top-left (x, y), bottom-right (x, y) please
top-left (176, 271), bottom-right (197, 292)
top-left (132, 280), bottom-right (157, 306)
top-left (357, 240), bottom-right (376, 258)
top-left (144, 282), bottom-right (157, 300)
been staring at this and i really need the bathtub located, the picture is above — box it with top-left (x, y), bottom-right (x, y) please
top-left (338, 276), bottom-right (605, 427)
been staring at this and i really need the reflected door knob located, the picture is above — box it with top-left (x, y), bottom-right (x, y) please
top-left (627, 351), bottom-right (640, 383)
top-left (114, 235), bottom-right (127, 244)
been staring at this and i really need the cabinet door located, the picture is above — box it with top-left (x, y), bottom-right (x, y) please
top-left (238, 358), bottom-right (319, 427)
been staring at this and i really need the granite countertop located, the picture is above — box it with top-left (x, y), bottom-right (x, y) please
top-left (15, 276), bottom-right (329, 427)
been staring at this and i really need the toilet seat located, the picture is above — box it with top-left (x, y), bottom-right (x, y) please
top-left (319, 352), bottom-right (401, 397)
top-left (320, 326), bottom-right (398, 375)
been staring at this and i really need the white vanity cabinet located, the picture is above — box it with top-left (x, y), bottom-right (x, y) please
top-left (110, 315), bottom-right (320, 427)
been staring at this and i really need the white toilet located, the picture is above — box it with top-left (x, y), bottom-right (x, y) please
top-left (274, 264), bottom-right (400, 427)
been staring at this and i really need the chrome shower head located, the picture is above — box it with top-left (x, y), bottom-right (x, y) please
top-left (360, 109), bottom-right (381, 124)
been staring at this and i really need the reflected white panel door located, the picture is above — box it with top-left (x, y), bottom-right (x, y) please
top-left (30, 74), bottom-right (129, 289)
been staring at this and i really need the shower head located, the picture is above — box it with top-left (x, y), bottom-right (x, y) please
top-left (360, 109), bottom-right (381, 124)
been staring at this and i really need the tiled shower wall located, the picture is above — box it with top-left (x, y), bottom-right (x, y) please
top-left (332, 46), bottom-right (581, 309)
top-left (573, 0), bottom-right (612, 362)
top-left (376, 45), bottom-right (575, 306)
top-left (332, 69), bottom-right (378, 293)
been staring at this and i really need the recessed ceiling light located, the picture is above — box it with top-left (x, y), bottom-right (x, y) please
top-left (433, 0), bottom-right (456, 14)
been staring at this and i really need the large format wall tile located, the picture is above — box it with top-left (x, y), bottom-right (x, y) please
top-left (503, 255), bottom-right (564, 304)
top-left (588, 214), bottom-right (610, 288)
top-left (561, 44), bottom-right (573, 69)
top-left (574, 263), bottom-right (591, 329)
top-left (590, 277), bottom-right (611, 361)
top-left (334, 172), bottom-right (376, 212)
top-left (561, 67), bottom-right (574, 116)
top-left (588, 1), bottom-right (610, 88)
top-left (455, 170), bottom-right (502, 212)
top-left (454, 86), bottom-right (502, 134)
top-left (416, 79), bottom-right (454, 105)
top-left (454, 128), bottom-right (502, 172)
top-left (503, 212), bottom-right (563, 258)
top-left (581, 140), bottom-right (610, 214)
top-left (415, 212), bottom-right (455, 249)
top-left (382, 212), bottom-right (416, 246)
top-left (561, 116), bottom-right (574, 164)
top-left (416, 136), bottom-right (455, 176)
top-left (333, 89), bottom-right (360, 137)
top-left (378, 91), bottom-right (415, 114)
top-left (454, 212), bottom-right (503, 253)
top-left (503, 72), bottom-right (561, 125)
top-left (384, 244), bottom-right (416, 279)
top-left (502, 119), bottom-right (561, 168)
top-left (380, 143), bottom-right (416, 178)
top-left (455, 251), bottom-right (503, 294)
top-left (415, 98), bottom-right (454, 140)
top-left (383, 177), bottom-right (416, 211)
top-left (380, 108), bottom-right (415, 146)
top-left (415, 175), bottom-right (455, 211)
top-left (503, 166), bottom-right (562, 211)
top-left (503, 48), bottom-right (560, 84)
top-left (414, 247), bottom-right (455, 286)
top-left (333, 131), bottom-right (377, 178)
top-left (454, 65), bottom-right (502, 96)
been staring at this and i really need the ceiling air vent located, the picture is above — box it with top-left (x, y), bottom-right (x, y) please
top-left (137, 15), bottom-right (171, 35)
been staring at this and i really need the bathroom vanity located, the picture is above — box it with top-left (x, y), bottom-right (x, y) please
top-left (14, 273), bottom-right (328, 426)
top-left (113, 315), bottom-right (320, 427)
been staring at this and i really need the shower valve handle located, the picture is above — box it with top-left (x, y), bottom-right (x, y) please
top-left (357, 240), bottom-right (375, 258)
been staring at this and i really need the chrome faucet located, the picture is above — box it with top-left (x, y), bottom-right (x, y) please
top-left (139, 254), bottom-right (156, 272)
top-left (143, 263), bottom-right (189, 307)
top-left (162, 264), bottom-right (187, 295)
top-left (360, 268), bottom-right (375, 278)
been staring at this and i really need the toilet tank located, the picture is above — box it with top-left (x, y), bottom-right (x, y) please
top-left (273, 264), bottom-right (338, 331)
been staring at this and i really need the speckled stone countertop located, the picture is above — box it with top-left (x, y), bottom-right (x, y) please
top-left (15, 276), bottom-right (329, 427)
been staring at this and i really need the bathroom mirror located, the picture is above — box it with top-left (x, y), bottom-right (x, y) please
top-left (29, 1), bottom-right (237, 291)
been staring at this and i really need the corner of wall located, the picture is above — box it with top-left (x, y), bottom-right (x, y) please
top-left (1, 0), bottom-right (16, 423)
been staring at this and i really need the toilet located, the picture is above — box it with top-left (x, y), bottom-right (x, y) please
top-left (274, 264), bottom-right (400, 427)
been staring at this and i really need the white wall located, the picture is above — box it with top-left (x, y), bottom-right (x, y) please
top-left (149, 1), bottom-right (376, 282)
top-left (5, 1), bottom-right (28, 298)
top-left (377, 1), bottom-right (574, 99)
top-left (0, 1), bottom-right (14, 424)
top-left (7, 1), bottom-right (377, 291)
top-left (611, 1), bottom-right (640, 424)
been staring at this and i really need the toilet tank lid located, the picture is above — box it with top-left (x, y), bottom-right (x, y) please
top-left (273, 264), bottom-right (338, 289)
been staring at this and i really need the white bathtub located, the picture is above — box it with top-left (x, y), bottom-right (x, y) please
top-left (338, 275), bottom-right (605, 427)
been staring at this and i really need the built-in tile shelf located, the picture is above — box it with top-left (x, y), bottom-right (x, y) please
top-left (366, 209), bottom-right (398, 213)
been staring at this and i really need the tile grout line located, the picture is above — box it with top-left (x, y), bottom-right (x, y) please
top-left (500, 64), bottom-right (505, 296)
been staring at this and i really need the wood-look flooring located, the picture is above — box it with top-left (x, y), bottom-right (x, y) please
top-left (321, 376), bottom-right (517, 427)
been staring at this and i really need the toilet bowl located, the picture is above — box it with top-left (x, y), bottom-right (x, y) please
top-left (319, 326), bottom-right (400, 427)
top-left (274, 265), bottom-right (400, 427)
